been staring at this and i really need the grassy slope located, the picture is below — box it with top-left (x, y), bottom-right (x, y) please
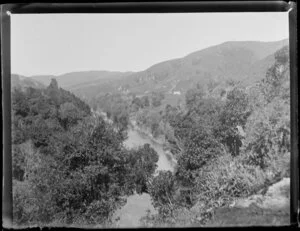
top-left (208, 178), bottom-right (290, 227)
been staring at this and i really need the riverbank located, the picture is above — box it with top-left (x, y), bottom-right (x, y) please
top-left (110, 117), bottom-right (177, 227)
top-left (129, 120), bottom-right (177, 167)
top-left (129, 120), bottom-right (165, 146)
top-left (93, 109), bottom-right (176, 168)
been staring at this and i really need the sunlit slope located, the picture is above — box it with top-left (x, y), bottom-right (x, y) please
top-left (19, 39), bottom-right (288, 100)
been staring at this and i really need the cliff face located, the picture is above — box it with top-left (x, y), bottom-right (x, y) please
top-left (207, 178), bottom-right (290, 226)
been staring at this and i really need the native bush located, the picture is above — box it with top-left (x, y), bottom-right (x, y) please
top-left (242, 98), bottom-right (290, 169)
top-left (176, 125), bottom-right (223, 184)
top-left (191, 152), bottom-right (266, 224)
top-left (147, 171), bottom-right (177, 217)
top-left (218, 87), bottom-right (251, 156)
top-left (11, 80), bottom-right (160, 227)
top-left (260, 46), bottom-right (290, 103)
top-left (128, 144), bottom-right (159, 194)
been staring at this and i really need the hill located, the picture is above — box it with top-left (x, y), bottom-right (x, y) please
top-left (72, 39), bottom-right (288, 102)
top-left (29, 70), bottom-right (134, 89)
top-left (123, 39), bottom-right (288, 91)
top-left (14, 39), bottom-right (288, 104)
top-left (11, 74), bottom-right (45, 90)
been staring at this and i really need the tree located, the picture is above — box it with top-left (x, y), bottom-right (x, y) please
top-left (218, 87), bottom-right (251, 156)
top-left (185, 85), bottom-right (205, 110)
top-left (46, 78), bottom-right (60, 106)
top-left (188, 97), bottom-right (224, 132)
top-left (151, 91), bottom-right (164, 107)
top-left (111, 102), bottom-right (130, 132)
top-left (260, 46), bottom-right (290, 103)
top-left (163, 104), bottom-right (179, 124)
top-left (12, 82), bottom-right (140, 226)
top-left (12, 141), bottom-right (62, 226)
top-left (12, 144), bottom-right (26, 181)
top-left (141, 95), bottom-right (150, 108)
top-left (12, 88), bottom-right (30, 117)
top-left (242, 47), bottom-right (290, 170)
top-left (148, 171), bottom-right (176, 217)
top-left (96, 93), bottom-right (130, 132)
top-left (58, 102), bottom-right (82, 129)
top-left (128, 144), bottom-right (159, 194)
top-left (176, 125), bottom-right (223, 184)
top-left (242, 100), bottom-right (290, 169)
top-left (165, 95), bottom-right (223, 158)
top-left (131, 97), bottom-right (143, 111)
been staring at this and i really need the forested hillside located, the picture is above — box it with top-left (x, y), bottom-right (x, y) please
top-left (11, 74), bottom-right (45, 90)
top-left (138, 45), bottom-right (290, 227)
top-left (12, 79), bottom-right (159, 227)
top-left (12, 43), bottom-right (290, 227)
top-left (25, 39), bottom-right (288, 103)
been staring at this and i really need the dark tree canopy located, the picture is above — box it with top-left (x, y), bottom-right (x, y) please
top-left (11, 80), bottom-right (159, 226)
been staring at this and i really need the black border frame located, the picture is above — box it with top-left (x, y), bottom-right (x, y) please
top-left (0, 1), bottom-right (293, 14)
top-left (1, 1), bottom-right (298, 229)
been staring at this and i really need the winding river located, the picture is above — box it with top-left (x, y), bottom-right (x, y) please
top-left (93, 109), bottom-right (176, 227)
top-left (113, 128), bottom-right (176, 227)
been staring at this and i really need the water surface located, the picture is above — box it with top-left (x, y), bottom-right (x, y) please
top-left (113, 128), bottom-right (175, 227)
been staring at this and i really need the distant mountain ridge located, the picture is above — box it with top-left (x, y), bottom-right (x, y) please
top-left (28, 70), bottom-right (134, 89)
top-left (86, 39), bottom-right (288, 98)
top-left (11, 74), bottom-right (46, 90)
top-left (13, 39), bottom-right (288, 101)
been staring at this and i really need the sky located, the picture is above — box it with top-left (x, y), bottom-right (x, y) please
top-left (11, 12), bottom-right (289, 76)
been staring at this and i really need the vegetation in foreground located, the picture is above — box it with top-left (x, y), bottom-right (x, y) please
top-left (12, 45), bottom-right (290, 227)
top-left (138, 45), bottom-right (290, 227)
top-left (12, 79), bottom-right (159, 227)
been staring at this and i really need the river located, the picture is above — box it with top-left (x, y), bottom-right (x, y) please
top-left (92, 109), bottom-right (176, 227)
top-left (112, 128), bottom-right (176, 227)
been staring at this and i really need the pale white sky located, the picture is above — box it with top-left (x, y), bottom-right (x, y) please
top-left (11, 12), bottom-right (289, 76)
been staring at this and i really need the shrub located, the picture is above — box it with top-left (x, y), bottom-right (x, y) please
top-left (13, 180), bottom-right (36, 226)
top-left (176, 125), bottom-right (223, 184)
top-left (147, 171), bottom-right (176, 216)
top-left (192, 152), bottom-right (266, 224)
top-left (242, 99), bottom-right (290, 169)
top-left (218, 87), bottom-right (251, 156)
top-left (260, 46), bottom-right (290, 103)
top-left (129, 144), bottom-right (159, 194)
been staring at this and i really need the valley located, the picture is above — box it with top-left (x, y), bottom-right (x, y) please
top-left (11, 39), bottom-right (291, 228)
top-left (13, 39), bottom-right (288, 107)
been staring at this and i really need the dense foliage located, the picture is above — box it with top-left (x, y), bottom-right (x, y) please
top-left (12, 44), bottom-right (290, 227)
top-left (141, 45), bottom-right (290, 227)
top-left (128, 144), bottom-right (159, 194)
top-left (89, 90), bottom-right (166, 135)
top-left (12, 79), bottom-right (159, 227)
top-left (92, 93), bottom-right (130, 132)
